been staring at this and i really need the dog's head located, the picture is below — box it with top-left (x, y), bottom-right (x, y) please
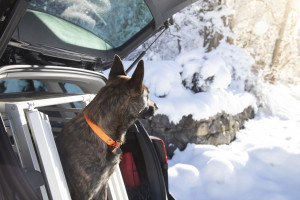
top-left (107, 55), bottom-right (158, 120)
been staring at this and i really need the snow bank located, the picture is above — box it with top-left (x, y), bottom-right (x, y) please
top-left (103, 42), bottom-right (257, 124)
top-left (168, 84), bottom-right (300, 200)
top-left (120, 60), bottom-right (257, 123)
top-left (258, 83), bottom-right (300, 121)
top-left (178, 40), bottom-right (255, 92)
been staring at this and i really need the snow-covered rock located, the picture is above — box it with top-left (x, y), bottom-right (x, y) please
top-left (141, 106), bottom-right (255, 158)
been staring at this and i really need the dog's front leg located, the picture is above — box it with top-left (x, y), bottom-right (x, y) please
top-left (92, 183), bottom-right (108, 200)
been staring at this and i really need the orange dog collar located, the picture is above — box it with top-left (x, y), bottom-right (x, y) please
top-left (84, 113), bottom-right (121, 154)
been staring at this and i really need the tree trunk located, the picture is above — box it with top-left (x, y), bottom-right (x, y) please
top-left (267, 0), bottom-right (292, 83)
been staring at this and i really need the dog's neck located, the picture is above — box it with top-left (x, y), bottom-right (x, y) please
top-left (98, 117), bottom-right (134, 143)
top-left (83, 98), bottom-right (136, 144)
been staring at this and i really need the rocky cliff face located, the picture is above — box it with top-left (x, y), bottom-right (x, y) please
top-left (141, 106), bottom-right (255, 158)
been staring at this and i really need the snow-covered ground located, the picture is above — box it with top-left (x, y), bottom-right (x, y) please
top-left (168, 83), bottom-right (300, 200)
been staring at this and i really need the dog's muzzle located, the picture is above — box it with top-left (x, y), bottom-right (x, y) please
top-left (139, 104), bottom-right (158, 119)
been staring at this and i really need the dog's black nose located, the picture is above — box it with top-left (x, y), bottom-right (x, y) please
top-left (140, 105), bottom-right (156, 118)
top-left (154, 103), bottom-right (158, 110)
top-left (148, 106), bottom-right (155, 116)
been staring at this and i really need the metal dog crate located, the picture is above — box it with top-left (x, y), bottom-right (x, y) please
top-left (0, 92), bottom-right (128, 200)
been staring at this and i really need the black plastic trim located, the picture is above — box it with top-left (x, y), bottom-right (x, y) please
top-left (0, 0), bottom-right (29, 58)
top-left (150, 136), bottom-right (175, 200)
top-left (135, 120), bottom-right (168, 200)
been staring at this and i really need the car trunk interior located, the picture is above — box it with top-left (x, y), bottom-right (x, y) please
top-left (0, 91), bottom-right (167, 200)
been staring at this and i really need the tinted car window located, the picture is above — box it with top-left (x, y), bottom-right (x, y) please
top-left (0, 80), bottom-right (47, 93)
top-left (60, 82), bottom-right (84, 108)
top-left (28, 0), bottom-right (153, 48)
top-left (61, 83), bottom-right (84, 94)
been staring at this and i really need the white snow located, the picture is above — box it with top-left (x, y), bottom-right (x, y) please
top-left (200, 57), bottom-right (231, 90)
top-left (253, 21), bottom-right (269, 35)
top-left (168, 83), bottom-right (300, 200)
top-left (109, 39), bottom-right (256, 123)
top-left (117, 58), bottom-right (257, 124)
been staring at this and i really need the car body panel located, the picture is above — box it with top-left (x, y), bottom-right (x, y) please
top-left (146, 0), bottom-right (198, 28)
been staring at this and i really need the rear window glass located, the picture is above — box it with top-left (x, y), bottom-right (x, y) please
top-left (0, 80), bottom-right (85, 96)
top-left (61, 83), bottom-right (84, 94)
top-left (28, 0), bottom-right (153, 48)
top-left (0, 80), bottom-right (47, 93)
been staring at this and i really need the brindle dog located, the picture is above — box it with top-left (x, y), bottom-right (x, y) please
top-left (56, 55), bottom-right (157, 200)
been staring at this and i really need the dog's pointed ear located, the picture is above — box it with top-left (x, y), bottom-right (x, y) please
top-left (129, 60), bottom-right (144, 96)
top-left (109, 55), bottom-right (126, 79)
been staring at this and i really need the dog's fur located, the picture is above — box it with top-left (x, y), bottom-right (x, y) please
top-left (56, 55), bottom-right (157, 200)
